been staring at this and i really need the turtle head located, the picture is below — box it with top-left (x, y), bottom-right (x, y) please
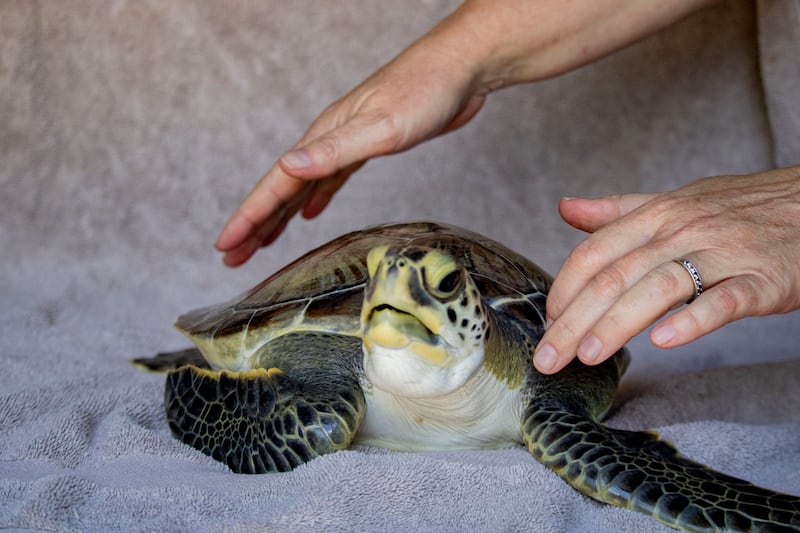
top-left (360, 244), bottom-right (488, 398)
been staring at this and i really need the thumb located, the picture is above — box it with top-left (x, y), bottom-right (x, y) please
top-left (278, 113), bottom-right (404, 180)
top-left (558, 193), bottom-right (657, 233)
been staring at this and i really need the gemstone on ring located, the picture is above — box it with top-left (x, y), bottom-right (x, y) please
top-left (673, 259), bottom-right (703, 304)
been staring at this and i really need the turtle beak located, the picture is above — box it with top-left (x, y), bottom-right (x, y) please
top-left (361, 257), bottom-right (444, 342)
top-left (363, 305), bottom-right (437, 348)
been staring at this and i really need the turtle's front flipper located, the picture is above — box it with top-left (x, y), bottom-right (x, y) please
top-left (165, 332), bottom-right (366, 474)
top-left (522, 358), bottom-right (800, 532)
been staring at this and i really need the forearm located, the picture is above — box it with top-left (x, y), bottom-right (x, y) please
top-left (419, 0), bottom-right (721, 93)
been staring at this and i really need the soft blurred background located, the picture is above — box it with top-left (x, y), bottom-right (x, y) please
top-left (1, 2), bottom-right (798, 531)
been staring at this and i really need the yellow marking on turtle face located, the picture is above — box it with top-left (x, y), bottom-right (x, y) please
top-left (363, 246), bottom-right (465, 336)
top-left (419, 249), bottom-right (462, 298)
top-left (362, 244), bottom-right (483, 371)
top-left (364, 320), bottom-right (447, 364)
top-left (362, 267), bottom-right (445, 337)
top-left (367, 245), bottom-right (390, 278)
top-left (419, 314), bottom-right (443, 336)
top-left (408, 341), bottom-right (447, 364)
top-left (366, 320), bottom-right (410, 349)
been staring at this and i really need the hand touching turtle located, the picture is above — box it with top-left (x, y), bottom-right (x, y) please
top-left (532, 167), bottom-right (800, 373)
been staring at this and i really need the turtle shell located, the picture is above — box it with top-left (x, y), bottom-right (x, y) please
top-left (177, 221), bottom-right (552, 371)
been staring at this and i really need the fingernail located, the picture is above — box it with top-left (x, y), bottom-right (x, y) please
top-left (534, 343), bottom-right (558, 372)
top-left (281, 149), bottom-right (312, 170)
top-left (578, 335), bottom-right (602, 363)
top-left (652, 324), bottom-right (675, 346)
top-left (545, 317), bottom-right (553, 329)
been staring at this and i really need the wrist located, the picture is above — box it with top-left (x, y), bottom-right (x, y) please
top-left (427, 0), bottom-right (721, 94)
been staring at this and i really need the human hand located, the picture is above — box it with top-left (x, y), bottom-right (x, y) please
top-left (215, 0), bottom-right (721, 267)
top-left (214, 33), bottom-right (487, 266)
top-left (533, 167), bottom-right (800, 374)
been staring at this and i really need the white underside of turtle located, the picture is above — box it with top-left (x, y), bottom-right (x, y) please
top-left (356, 354), bottom-right (524, 451)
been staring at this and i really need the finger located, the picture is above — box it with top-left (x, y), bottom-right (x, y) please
top-left (301, 162), bottom-right (364, 220)
top-left (222, 235), bottom-right (262, 267)
top-left (215, 110), bottom-right (394, 255)
top-left (261, 215), bottom-right (290, 248)
top-left (278, 111), bottom-right (402, 179)
top-left (222, 205), bottom-right (291, 267)
top-left (215, 168), bottom-right (309, 253)
top-left (573, 259), bottom-right (702, 367)
top-left (558, 193), bottom-right (657, 233)
top-left (223, 208), bottom-right (293, 267)
top-left (223, 191), bottom-right (305, 266)
top-left (545, 214), bottom-right (659, 323)
top-left (535, 244), bottom-right (683, 374)
top-left (650, 275), bottom-right (764, 348)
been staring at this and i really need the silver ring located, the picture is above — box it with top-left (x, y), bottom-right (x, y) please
top-left (673, 259), bottom-right (703, 304)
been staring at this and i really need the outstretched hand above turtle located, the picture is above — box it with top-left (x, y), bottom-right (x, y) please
top-left (533, 167), bottom-right (800, 374)
top-left (213, 15), bottom-right (490, 266)
top-left (215, 0), bottom-right (716, 266)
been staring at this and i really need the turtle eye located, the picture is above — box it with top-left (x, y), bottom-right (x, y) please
top-left (436, 270), bottom-right (462, 296)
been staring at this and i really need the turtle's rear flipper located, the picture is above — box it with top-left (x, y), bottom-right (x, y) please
top-left (165, 332), bottom-right (366, 474)
top-left (131, 347), bottom-right (209, 372)
top-left (523, 397), bottom-right (800, 531)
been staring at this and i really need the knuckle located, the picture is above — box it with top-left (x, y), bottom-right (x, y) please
top-left (569, 238), bottom-right (603, 268)
top-left (599, 311), bottom-right (626, 336)
top-left (362, 110), bottom-right (405, 153)
top-left (544, 314), bottom-right (582, 351)
top-left (591, 264), bottom-right (629, 300)
top-left (556, 319), bottom-right (581, 343)
top-left (753, 257), bottom-right (793, 303)
top-left (680, 305), bottom-right (704, 334)
top-left (561, 239), bottom-right (607, 283)
top-left (710, 283), bottom-right (742, 318)
top-left (544, 279), bottom-right (572, 319)
top-left (648, 266), bottom-right (682, 300)
top-left (545, 292), bottom-right (564, 319)
top-left (313, 135), bottom-right (342, 165)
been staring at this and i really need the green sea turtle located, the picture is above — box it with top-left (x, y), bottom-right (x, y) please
top-left (136, 221), bottom-right (800, 532)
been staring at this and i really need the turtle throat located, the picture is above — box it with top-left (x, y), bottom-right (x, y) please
top-left (361, 304), bottom-right (486, 399)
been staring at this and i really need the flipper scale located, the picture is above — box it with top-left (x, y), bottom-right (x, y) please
top-left (523, 403), bottom-right (800, 532)
top-left (164, 333), bottom-right (365, 474)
